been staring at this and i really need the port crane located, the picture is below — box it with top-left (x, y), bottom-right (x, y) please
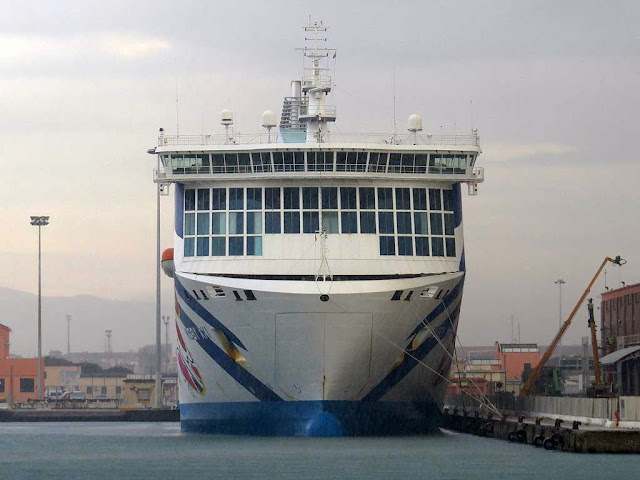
top-left (520, 255), bottom-right (626, 397)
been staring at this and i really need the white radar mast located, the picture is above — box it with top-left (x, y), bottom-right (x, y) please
top-left (297, 19), bottom-right (337, 143)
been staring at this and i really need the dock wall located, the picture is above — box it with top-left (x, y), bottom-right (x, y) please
top-left (445, 394), bottom-right (640, 424)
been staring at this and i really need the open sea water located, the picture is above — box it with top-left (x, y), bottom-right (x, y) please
top-left (0, 422), bottom-right (638, 479)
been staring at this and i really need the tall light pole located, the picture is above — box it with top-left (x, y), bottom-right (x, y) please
top-left (555, 279), bottom-right (566, 347)
top-left (30, 215), bottom-right (49, 402)
top-left (66, 315), bottom-right (71, 356)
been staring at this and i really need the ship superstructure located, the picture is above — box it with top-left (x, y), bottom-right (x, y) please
top-left (152, 21), bottom-right (484, 436)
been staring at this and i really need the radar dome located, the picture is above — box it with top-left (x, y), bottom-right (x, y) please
top-left (221, 109), bottom-right (234, 126)
top-left (262, 110), bottom-right (277, 128)
top-left (407, 114), bottom-right (423, 132)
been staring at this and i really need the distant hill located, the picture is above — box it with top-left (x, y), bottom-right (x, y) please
top-left (0, 286), bottom-right (172, 356)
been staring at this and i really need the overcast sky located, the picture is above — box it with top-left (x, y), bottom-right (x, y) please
top-left (1, 0), bottom-right (639, 355)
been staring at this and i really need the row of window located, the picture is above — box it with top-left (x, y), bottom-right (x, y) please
top-left (0, 377), bottom-right (33, 393)
top-left (165, 151), bottom-right (475, 175)
top-left (185, 186), bottom-right (455, 212)
top-left (183, 187), bottom-right (457, 258)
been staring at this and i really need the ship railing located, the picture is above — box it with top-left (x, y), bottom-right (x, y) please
top-left (158, 131), bottom-right (480, 147)
top-left (617, 334), bottom-right (640, 349)
top-left (160, 163), bottom-right (484, 178)
top-left (301, 75), bottom-right (332, 90)
top-left (299, 104), bottom-right (337, 117)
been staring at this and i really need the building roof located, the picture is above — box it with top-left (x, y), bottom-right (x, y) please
top-left (602, 282), bottom-right (640, 301)
top-left (600, 345), bottom-right (640, 365)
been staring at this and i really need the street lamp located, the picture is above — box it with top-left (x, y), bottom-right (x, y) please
top-left (30, 215), bottom-right (49, 402)
top-left (555, 279), bottom-right (565, 347)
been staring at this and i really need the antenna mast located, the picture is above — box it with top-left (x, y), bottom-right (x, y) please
top-left (297, 19), bottom-right (337, 143)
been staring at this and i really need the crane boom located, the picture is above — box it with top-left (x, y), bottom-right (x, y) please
top-left (520, 256), bottom-right (625, 397)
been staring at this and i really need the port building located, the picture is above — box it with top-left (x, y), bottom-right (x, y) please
top-left (0, 323), bottom-right (44, 404)
top-left (600, 282), bottom-right (640, 395)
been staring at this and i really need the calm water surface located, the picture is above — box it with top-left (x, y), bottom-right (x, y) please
top-left (0, 422), bottom-right (637, 479)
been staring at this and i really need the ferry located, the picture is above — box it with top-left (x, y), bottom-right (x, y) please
top-left (152, 21), bottom-right (484, 436)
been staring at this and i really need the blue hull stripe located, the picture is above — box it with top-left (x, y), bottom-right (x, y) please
top-left (176, 278), bottom-right (247, 350)
top-left (363, 282), bottom-right (463, 402)
top-left (180, 400), bottom-right (442, 436)
top-left (177, 305), bottom-right (283, 402)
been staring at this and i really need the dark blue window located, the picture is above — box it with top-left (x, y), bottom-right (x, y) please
top-left (443, 189), bottom-right (454, 211)
top-left (359, 188), bottom-right (375, 209)
top-left (184, 238), bottom-right (194, 257)
top-left (229, 237), bottom-right (244, 255)
top-left (229, 188), bottom-right (244, 210)
top-left (302, 187), bottom-right (318, 209)
top-left (185, 189), bottom-right (196, 211)
top-left (415, 237), bottom-right (430, 256)
top-left (431, 237), bottom-right (444, 256)
top-left (412, 188), bottom-right (427, 210)
top-left (396, 212), bottom-right (412, 234)
top-left (284, 211), bottom-right (300, 233)
top-left (322, 187), bottom-right (338, 209)
top-left (444, 213), bottom-right (455, 235)
top-left (360, 212), bottom-right (376, 233)
top-left (430, 213), bottom-right (443, 235)
top-left (380, 236), bottom-right (395, 255)
top-left (265, 188), bottom-right (280, 209)
top-left (247, 188), bottom-right (262, 209)
top-left (340, 187), bottom-right (356, 209)
top-left (414, 212), bottom-right (428, 235)
top-left (398, 236), bottom-right (413, 256)
top-left (341, 212), bottom-right (357, 233)
top-left (211, 237), bottom-right (225, 256)
top-left (429, 189), bottom-right (441, 210)
top-left (212, 188), bottom-right (226, 210)
top-left (197, 189), bottom-right (210, 210)
top-left (378, 212), bottom-right (395, 234)
top-left (395, 188), bottom-right (411, 210)
top-left (302, 211), bottom-right (319, 233)
top-left (265, 212), bottom-right (281, 234)
top-left (284, 188), bottom-right (299, 209)
top-left (247, 237), bottom-right (262, 256)
top-left (377, 188), bottom-right (393, 209)
top-left (445, 238), bottom-right (456, 257)
top-left (196, 237), bottom-right (209, 256)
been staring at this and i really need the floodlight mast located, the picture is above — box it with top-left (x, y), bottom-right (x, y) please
top-left (30, 215), bottom-right (50, 402)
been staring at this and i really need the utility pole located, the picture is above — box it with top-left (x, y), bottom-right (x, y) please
top-left (30, 215), bottom-right (49, 402)
top-left (66, 315), bottom-right (71, 356)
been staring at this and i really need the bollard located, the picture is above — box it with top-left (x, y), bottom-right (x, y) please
top-left (572, 421), bottom-right (581, 430)
top-left (518, 415), bottom-right (525, 423)
top-left (554, 418), bottom-right (563, 428)
top-left (535, 417), bottom-right (542, 426)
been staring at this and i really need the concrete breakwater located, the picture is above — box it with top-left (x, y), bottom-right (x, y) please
top-left (442, 410), bottom-right (640, 454)
top-left (0, 408), bottom-right (179, 422)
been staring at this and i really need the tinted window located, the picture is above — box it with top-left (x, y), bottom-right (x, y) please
top-left (380, 236), bottom-right (395, 255)
top-left (265, 212), bottom-right (281, 234)
top-left (284, 211), bottom-right (300, 233)
top-left (212, 188), bottom-right (226, 210)
top-left (265, 188), bottom-right (281, 210)
top-left (398, 236), bottom-right (413, 256)
top-left (302, 211), bottom-right (319, 233)
top-left (359, 188), bottom-right (375, 209)
top-left (341, 212), bottom-right (357, 233)
top-left (229, 188), bottom-right (244, 210)
top-left (429, 189), bottom-right (441, 210)
top-left (378, 212), bottom-right (395, 234)
top-left (284, 188), bottom-right (299, 209)
top-left (395, 188), bottom-right (411, 210)
top-left (377, 188), bottom-right (393, 209)
top-left (340, 187), bottom-right (357, 209)
top-left (322, 187), bottom-right (338, 209)
top-left (360, 212), bottom-right (376, 233)
top-left (246, 188), bottom-right (262, 209)
top-left (302, 187), bottom-right (318, 209)
top-left (229, 237), bottom-right (244, 255)
top-left (185, 189), bottom-right (195, 211)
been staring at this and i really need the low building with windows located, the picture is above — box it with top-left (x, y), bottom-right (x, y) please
top-left (600, 282), bottom-right (640, 395)
top-left (0, 323), bottom-right (44, 404)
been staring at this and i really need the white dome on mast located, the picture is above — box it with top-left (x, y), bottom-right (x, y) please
top-left (407, 114), bottom-right (423, 132)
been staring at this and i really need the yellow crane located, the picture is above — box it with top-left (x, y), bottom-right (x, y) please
top-left (520, 255), bottom-right (626, 397)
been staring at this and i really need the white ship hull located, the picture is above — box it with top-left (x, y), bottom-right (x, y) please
top-left (175, 271), bottom-right (463, 435)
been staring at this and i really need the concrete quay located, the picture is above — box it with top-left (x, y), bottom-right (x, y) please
top-left (0, 408), bottom-right (179, 422)
top-left (442, 410), bottom-right (640, 454)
